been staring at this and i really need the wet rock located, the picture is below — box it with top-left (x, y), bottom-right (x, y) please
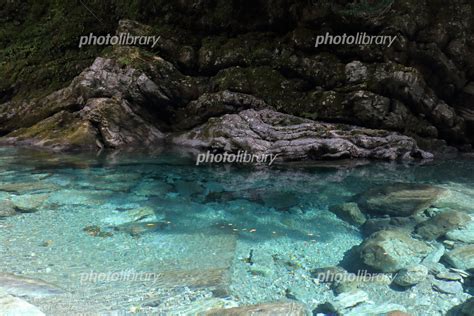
top-left (173, 109), bottom-right (432, 161)
top-left (206, 301), bottom-right (311, 316)
top-left (445, 220), bottom-right (474, 243)
top-left (393, 264), bottom-right (428, 287)
top-left (359, 230), bottom-right (433, 272)
top-left (0, 200), bottom-right (16, 217)
top-left (432, 279), bottom-right (464, 295)
top-left (443, 245), bottom-right (474, 271)
top-left (415, 210), bottom-right (470, 240)
top-left (356, 183), bottom-right (444, 217)
top-left (0, 273), bottom-right (65, 298)
top-left (329, 203), bottom-right (366, 226)
top-left (0, 289), bottom-right (45, 316)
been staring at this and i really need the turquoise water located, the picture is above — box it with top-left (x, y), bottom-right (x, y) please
top-left (0, 146), bottom-right (473, 315)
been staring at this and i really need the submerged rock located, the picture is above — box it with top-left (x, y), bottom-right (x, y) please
top-left (172, 109), bottom-right (432, 161)
top-left (10, 194), bottom-right (49, 213)
top-left (356, 183), bottom-right (444, 217)
top-left (0, 200), bottom-right (16, 217)
top-left (329, 203), bottom-right (366, 226)
top-left (392, 264), bottom-right (428, 287)
top-left (0, 289), bottom-right (45, 316)
top-left (415, 210), bottom-right (470, 240)
top-left (432, 279), bottom-right (464, 295)
top-left (445, 219), bottom-right (474, 243)
top-left (323, 290), bottom-right (369, 314)
top-left (361, 216), bottom-right (417, 236)
top-left (359, 230), bottom-right (432, 272)
top-left (206, 301), bottom-right (311, 316)
top-left (0, 273), bottom-right (65, 298)
top-left (443, 245), bottom-right (474, 271)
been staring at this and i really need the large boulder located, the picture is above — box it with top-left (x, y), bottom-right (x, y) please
top-left (356, 183), bottom-right (445, 217)
top-left (172, 109), bottom-right (432, 161)
top-left (359, 230), bottom-right (433, 273)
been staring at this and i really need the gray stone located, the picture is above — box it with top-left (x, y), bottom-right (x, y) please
top-left (329, 203), bottom-right (366, 226)
top-left (359, 230), bottom-right (433, 272)
top-left (393, 264), bottom-right (428, 287)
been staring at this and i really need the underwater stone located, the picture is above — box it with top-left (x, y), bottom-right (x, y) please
top-left (432, 279), bottom-right (464, 295)
top-left (443, 245), bottom-right (474, 271)
top-left (329, 203), bottom-right (366, 226)
top-left (0, 273), bottom-right (65, 298)
top-left (415, 210), bottom-right (470, 240)
top-left (356, 183), bottom-right (445, 217)
top-left (445, 220), bottom-right (474, 243)
top-left (206, 301), bottom-right (311, 316)
top-left (0, 200), bottom-right (16, 217)
top-left (11, 194), bottom-right (49, 213)
top-left (345, 303), bottom-right (408, 316)
top-left (0, 289), bottom-right (45, 316)
top-left (392, 264), bottom-right (428, 287)
top-left (359, 230), bottom-right (433, 273)
top-left (323, 290), bottom-right (369, 314)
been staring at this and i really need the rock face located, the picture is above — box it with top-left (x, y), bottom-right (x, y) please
top-left (356, 183), bottom-right (444, 217)
top-left (1, 1), bottom-right (474, 151)
top-left (358, 230), bottom-right (432, 273)
top-left (172, 109), bottom-right (432, 161)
